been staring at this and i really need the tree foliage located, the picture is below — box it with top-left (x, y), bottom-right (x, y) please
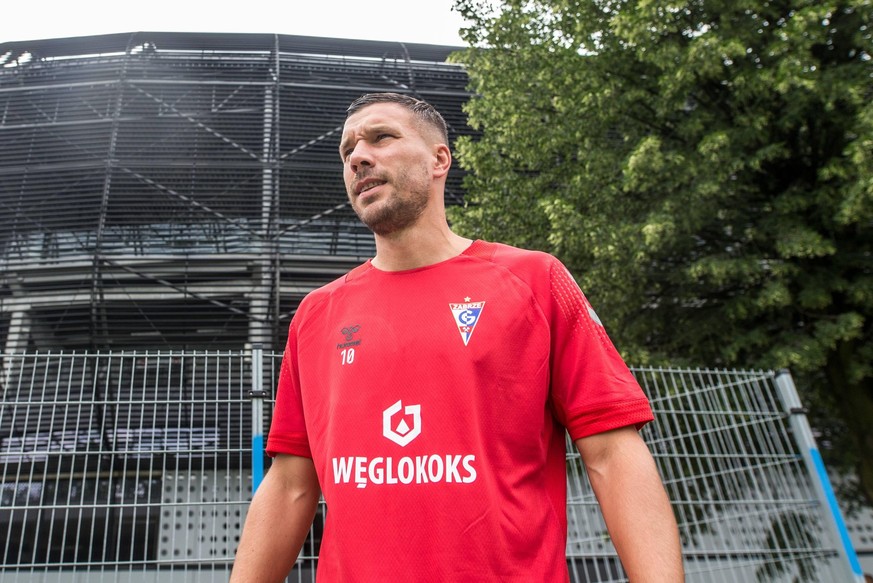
top-left (449, 0), bottom-right (873, 501)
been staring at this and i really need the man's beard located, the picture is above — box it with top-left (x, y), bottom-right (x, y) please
top-left (351, 166), bottom-right (429, 236)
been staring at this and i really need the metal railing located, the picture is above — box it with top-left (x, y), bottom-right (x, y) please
top-left (0, 350), bottom-right (863, 582)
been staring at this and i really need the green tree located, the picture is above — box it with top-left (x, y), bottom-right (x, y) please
top-left (449, 0), bottom-right (873, 502)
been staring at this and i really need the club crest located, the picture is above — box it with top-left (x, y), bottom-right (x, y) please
top-left (449, 298), bottom-right (485, 346)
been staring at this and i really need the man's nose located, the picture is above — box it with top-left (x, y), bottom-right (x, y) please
top-left (348, 143), bottom-right (373, 173)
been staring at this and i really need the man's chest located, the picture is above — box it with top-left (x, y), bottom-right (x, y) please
top-left (294, 275), bottom-right (553, 461)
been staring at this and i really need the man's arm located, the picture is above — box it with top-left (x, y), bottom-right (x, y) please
top-left (230, 454), bottom-right (321, 583)
top-left (575, 426), bottom-right (684, 582)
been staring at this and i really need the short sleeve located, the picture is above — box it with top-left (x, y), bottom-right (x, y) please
top-left (546, 260), bottom-right (653, 440)
top-left (265, 319), bottom-right (313, 458)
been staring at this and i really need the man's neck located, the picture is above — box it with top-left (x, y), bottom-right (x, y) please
top-left (371, 225), bottom-right (473, 272)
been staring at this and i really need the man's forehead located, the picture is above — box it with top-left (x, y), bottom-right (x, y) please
top-left (342, 102), bottom-right (412, 133)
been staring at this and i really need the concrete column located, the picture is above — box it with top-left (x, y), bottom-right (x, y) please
top-left (2, 309), bottom-right (30, 391)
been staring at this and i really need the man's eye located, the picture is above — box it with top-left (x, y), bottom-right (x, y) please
top-left (376, 134), bottom-right (392, 141)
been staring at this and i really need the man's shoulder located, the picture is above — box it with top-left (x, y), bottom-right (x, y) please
top-left (474, 240), bottom-right (559, 275)
top-left (296, 262), bottom-right (370, 314)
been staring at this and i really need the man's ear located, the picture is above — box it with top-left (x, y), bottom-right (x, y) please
top-left (433, 143), bottom-right (452, 178)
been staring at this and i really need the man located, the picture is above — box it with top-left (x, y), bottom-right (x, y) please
top-left (231, 93), bottom-right (684, 582)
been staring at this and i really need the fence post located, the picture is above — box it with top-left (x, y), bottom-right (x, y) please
top-left (249, 344), bottom-right (266, 494)
top-left (774, 369), bottom-right (864, 582)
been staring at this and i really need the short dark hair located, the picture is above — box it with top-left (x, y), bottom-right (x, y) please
top-left (346, 93), bottom-right (449, 144)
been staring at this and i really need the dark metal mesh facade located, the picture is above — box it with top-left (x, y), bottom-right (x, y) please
top-left (0, 32), bottom-right (473, 353)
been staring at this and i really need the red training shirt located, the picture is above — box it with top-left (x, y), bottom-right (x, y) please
top-left (267, 240), bottom-right (653, 582)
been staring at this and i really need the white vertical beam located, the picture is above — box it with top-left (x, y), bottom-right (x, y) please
top-left (775, 369), bottom-right (865, 582)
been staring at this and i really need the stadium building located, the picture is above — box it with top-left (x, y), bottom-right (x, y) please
top-left (0, 31), bottom-right (473, 580)
top-left (0, 31), bottom-right (473, 355)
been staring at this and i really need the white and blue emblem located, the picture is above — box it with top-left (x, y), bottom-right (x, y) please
top-left (449, 298), bottom-right (485, 346)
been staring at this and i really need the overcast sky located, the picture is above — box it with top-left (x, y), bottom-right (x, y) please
top-left (1, 0), bottom-right (469, 47)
